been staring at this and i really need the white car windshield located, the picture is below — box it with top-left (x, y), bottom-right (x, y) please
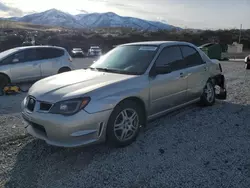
top-left (0, 48), bottom-right (18, 60)
top-left (90, 45), bottom-right (158, 75)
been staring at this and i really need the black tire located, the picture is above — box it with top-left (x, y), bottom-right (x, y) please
top-left (58, 67), bottom-right (71, 74)
top-left (0, 74), bottom-right (9, 89)
top-left (106, 100), bottom-right (144, 147)
top-left (200, 80), bottom-right (215, 106)
top-left (246, 64), bottom-right (250, 70)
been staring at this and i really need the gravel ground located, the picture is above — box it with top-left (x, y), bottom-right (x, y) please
top-left (1, 60), bottom-right (250, 188)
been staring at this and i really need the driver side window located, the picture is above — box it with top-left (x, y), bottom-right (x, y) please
top-left (155, 46), bottom-right (184, 72)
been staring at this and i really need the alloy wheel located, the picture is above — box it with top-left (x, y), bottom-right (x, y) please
top-left (113, 108), bottom-right (139, 141)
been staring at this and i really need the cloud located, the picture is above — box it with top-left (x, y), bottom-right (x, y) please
top-left (77, 9), bottom-right (89, 14)
top-left (0, 2), bottom-right (23, 17)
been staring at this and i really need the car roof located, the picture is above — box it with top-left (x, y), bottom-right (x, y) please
top-left (14, 45), bottom-right (65, 51)
top-left (0, 46), bottom-right (66, 60)
top-left (121, 41), bottom-right (194, 47)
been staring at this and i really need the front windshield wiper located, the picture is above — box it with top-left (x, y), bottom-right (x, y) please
top-left (88, 67), bottom-right (110, 72)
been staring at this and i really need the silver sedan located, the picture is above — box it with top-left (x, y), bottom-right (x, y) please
top-left (21, 41), bottom-right (227, 148)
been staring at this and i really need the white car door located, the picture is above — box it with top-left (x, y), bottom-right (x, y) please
top-left (36, 48), bottom-right (63, 78)
top-left (9, 49), bottom-right (41, 83)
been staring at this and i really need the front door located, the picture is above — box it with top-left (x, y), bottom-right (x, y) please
top-left (149, 46), bottom-right (188, 116)
top-left (10, 49), bottom-right (41, 83)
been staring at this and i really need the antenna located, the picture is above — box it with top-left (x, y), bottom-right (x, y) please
top-left (239, 24), bottom-right (242, 43)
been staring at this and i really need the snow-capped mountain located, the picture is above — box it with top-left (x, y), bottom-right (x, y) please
top-left (10, 9), bottom-right (83, 28)
top-left (75, 12), bottom-right (178, 30)
top-left (7, 9), bottom-right (180, 31)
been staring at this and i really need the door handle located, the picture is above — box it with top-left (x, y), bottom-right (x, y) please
top-left (204, 67), bottom-right (207, 71)
top-left (180, 72), bottom-right (184, 78)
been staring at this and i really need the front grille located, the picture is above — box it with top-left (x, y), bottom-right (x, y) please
top-left (40, 102), bottom-right (52, 111)
top-left (27, 97), bottom-right (36, 112)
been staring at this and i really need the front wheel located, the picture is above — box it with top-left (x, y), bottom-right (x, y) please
top-left (106, 100), bottom-right (144, 147)
top-left (200, 80), bottom-right (215, 106)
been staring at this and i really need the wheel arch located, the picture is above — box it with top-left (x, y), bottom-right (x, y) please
top-left (58, 66), bottom-right (71, 73)
top-left (120, 96), bottom-right (146, 117)
top-left (110, 96), bottom-right (147, 126)
top-left (0, 72), bottom-right (11, 83)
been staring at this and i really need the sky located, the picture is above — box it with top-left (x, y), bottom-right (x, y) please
top-left (0, 0), bottom-right (249, 29)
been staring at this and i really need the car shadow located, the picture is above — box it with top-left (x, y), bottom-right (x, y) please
top-left (3, 139), bottom-right (113, 188)
top-left (4, 100), bottom-right (250, 188)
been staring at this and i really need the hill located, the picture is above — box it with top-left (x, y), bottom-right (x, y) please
top-left (6, 9), bottom-right (179, 31)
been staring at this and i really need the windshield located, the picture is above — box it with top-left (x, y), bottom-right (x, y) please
top-left (90, 45), bottom-right (158, 75)
top-left (0, 48), bottom-right (18, 60)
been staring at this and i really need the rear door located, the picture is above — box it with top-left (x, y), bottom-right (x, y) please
top-left (180, 45), bottom-right (209, 100)
top-left (36, 48), bottom-right (64, 78)
top-left (149, 46), bottom-right (188, 116)
top-left (9, 49), bottom-right (41, 83)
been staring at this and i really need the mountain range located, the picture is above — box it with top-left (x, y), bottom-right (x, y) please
top-left (5, 9), bottom-right (180, 31)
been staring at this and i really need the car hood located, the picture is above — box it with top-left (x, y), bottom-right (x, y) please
top-left (28, 69), bottom-right (137, 103)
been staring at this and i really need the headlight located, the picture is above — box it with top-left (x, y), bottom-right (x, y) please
top-left (49, 97), bottom-right (91, 115)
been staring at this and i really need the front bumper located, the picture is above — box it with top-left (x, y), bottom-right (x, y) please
top-left (21, 99), bottom-right (112, 147)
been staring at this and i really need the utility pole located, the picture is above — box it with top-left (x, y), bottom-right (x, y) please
top-left (239, 24), bottom-right (242, 43)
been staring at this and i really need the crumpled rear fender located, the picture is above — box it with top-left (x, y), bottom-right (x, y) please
top-left (211, 74), bottom-right (227, 100)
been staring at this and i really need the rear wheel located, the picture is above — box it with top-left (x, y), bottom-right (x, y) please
top-left (0, 75), bottom-right (9, 89)
top-left (106, 100), bottom-right (144, 147)
top-left (58, 67), bottom-right (71, 74)
top-left (200, 80), bottom-right (215, 106)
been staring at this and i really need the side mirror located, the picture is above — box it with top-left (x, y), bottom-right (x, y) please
top-left (12, 58), bottom-right (19, 63)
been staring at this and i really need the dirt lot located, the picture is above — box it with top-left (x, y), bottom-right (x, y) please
top-left (1, 60), bottom-right (250, 188)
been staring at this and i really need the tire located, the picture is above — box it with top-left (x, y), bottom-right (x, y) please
top-left (0, 74), bottom-right (9, 89)
top-left (200, 80), bottom-right (215, 106)
top-left (106, 100), bottom-right (144, 147)
top-left (246, 64), bottom-right (250, 70)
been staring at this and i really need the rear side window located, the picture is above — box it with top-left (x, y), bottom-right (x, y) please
top-left (180, 46), bottom-right (204, 67)
top-left (155, 46), bottom-right (185, 72)
top-left (36, 48), bottom-right (64, 60)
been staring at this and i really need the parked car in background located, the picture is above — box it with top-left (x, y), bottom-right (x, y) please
top-left (87, 46), bottom-right (102, 57)
top-left (21, 41), bottom-right (227, 148)
top-left (0, 46), bottom-right (74, 89)
top-left (71, 48), bottom-right (85, 58)
top-left (245, 55), bottom-right (250, 69)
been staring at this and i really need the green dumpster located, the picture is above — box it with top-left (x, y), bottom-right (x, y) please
top-left (199, 43), bottom-right (222, 60)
